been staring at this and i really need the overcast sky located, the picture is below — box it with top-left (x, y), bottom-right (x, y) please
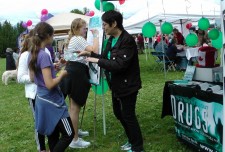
top-left (0, 0), bottom-right (221, 26)
top-left (0, 0), bottom-right (144, 25)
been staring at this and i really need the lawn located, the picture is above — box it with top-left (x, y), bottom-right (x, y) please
top-left (0, 52), bottom-right (195, 152)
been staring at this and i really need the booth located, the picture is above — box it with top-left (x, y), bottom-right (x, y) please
top-left (162, 80), bottom-right (223, 152)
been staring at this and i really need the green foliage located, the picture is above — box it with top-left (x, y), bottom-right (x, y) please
top-left (83, 7), bottom-right (90, 15)
top-left (0, 20), bottom-right (25, 57)
top-left (0, 53), bottom-right (195, 152)
top-left (70, 9), bottom-right (84, 15)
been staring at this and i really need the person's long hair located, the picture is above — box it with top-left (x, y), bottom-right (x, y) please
top-left (29, 22), bottom-right (54, 73)
top-left (17, 30), bottom-right (34, 67)
top-left (20, 35), bottom-right (31, 54)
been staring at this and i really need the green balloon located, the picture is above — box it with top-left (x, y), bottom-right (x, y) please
top-left (185, 33), bottom-right (198, 47)
top-left (92, 78), bottom-right (109, 95)
top-left (94, 0), bottom-right (107, 11)
top-left (103, 2), bottom-right (115, 12)
top-left (161, 22), bottom-right (173, 34)
top-left (94, 0), bottom-right (100, 10)
top-left (198, 17), bottom-right (210, 30)
top-left (212, 31), bottom-right (223, 49)
top-left (208, 28), bottom-right (219, 40)
top-left (142, 22), bottom-right (156, 38)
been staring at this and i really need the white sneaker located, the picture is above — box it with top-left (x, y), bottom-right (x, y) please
top-left (69, 138), bottom-right (91, 148)
top-left (121, 141), bottom-right (131, 150)
top-left (78, 129), bottom-right (89, 137)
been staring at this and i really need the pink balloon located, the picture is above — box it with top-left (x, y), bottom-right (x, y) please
top-left (22, 22), bottom-right (27, 28)
top-left (26, 20), bottom-right (32, 26)
top-left (41, 9), bottom-right (48, 15)
top-left (89, 11), bottom-right (95, 17)
top-left (119, 0), bottom-right (125, 5)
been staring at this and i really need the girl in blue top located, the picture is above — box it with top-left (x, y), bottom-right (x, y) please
top-left (29, 22), bottom-right (74, 152)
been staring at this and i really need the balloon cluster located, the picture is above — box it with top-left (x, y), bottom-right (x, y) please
top-left (85, 10), bottom-right (95, 17)
top-left (40, 9), bottom-right (50, 22)
top-left (22, 20), bottom-right (33, 28)
top-left (184, 17), bottom-right (221, 48)
top-left (94, 0), bottom-right (115, 12)
top-left (197, 17), bottom-right (221, 48)
top-left (142, 21), bottom-right (173, 38)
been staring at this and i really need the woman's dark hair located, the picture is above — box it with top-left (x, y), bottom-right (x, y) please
top-left (102, 10), bottom-right (124, 31)
top-left (29, 22), bottom-right (54, 73)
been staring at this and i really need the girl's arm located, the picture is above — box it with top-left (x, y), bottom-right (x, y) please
top-left (17, 52), bottom-right (31, 84)
top-left (85, 29), bottom-right (99, 53)
top-left (42, 67), bottom-right (67, 90)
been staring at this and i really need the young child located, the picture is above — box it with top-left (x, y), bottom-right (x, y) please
top-left (28, 22), bottom-right (74, 152)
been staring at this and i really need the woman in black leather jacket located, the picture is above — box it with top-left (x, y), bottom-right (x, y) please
top-left (79, 10), bottom-right (144, 152)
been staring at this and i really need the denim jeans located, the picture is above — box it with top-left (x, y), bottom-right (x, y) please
top-left (112, 91), bottom-right (144, 151)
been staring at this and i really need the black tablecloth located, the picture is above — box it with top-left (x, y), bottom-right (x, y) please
top-left (161, 81), bottom-right (223, 118)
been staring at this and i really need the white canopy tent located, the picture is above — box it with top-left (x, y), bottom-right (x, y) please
top-left (123, 0), bottom-right (220, 35)
top-left (124, 13), bottom-right (220, 35)
top-left (46, 12), bottom-right (90, 36)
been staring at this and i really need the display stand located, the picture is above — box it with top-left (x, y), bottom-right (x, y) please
top-left (162, 81), bottom-right (223, 152)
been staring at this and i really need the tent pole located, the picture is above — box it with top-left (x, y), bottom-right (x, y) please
top-left (221, 1), bottom-right (225, 152)
top-left (93, 85), bottom-right (97, 148)
top-left (100, 0), bottom-right (107, 136)
top-left (159, 20), bottom-right (167, 79)
top-left (101, 73), bottom-right (106, 135)
top-left (180, 19), bottom-right (183, 34)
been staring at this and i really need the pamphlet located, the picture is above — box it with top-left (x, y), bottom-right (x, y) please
top-left (183, 65), bottom-right (196, 81)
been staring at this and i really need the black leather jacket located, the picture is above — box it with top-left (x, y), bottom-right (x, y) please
top-left (91, 30), bottom-right (142, 98)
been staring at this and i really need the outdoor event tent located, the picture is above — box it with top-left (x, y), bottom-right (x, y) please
top-left (46, 13), bottom-right (90, 36)
top-left (124, 13), bottom-right (220, 35)
top-left (123, 0), bottom-right (220, 35)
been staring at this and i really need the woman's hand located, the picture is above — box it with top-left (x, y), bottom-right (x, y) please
top-left (91, 29), bottom-right (99, 37)
top-left (59, 69), bottom-right (68, 78)
top-left (54, 58), bottom-right (67, 71)
top-left (78, 51), bottom-right (91, 57)
top-left (86, 57), bottom-right (99, 63)
top-left (59, 58), bottom-right (67, 64)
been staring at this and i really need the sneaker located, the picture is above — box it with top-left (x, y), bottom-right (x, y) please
top-left (78, 129), bottom-right (89, 137)
top-left (69, 138), bottom-right (91, 148)
top-left (121, 141), bottom-right (131, 150)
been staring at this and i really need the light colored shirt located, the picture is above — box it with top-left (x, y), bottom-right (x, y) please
top-left (64, 36), bottom-right (89, 65)
top-left (17, 51), bottom-right (37, 99)
top-left (34, 49), bottom-right (55, 88)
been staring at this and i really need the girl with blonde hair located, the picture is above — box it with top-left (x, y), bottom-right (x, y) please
top-left (61, 18), bottom-right (99, 148)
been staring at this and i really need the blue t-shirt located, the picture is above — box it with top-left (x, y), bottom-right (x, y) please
top-left (34, 49), bottom-right (56, 88)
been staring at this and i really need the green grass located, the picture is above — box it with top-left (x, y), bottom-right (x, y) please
top-left (0, 52), bottom-right (195, 152)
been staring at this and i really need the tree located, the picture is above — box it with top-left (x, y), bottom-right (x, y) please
top-left (83, 7), bottom-right (90, 15)
top-left (70, 9), bottom-right (84, 15)
top-left (0, 21), bottom-right (25, 57)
